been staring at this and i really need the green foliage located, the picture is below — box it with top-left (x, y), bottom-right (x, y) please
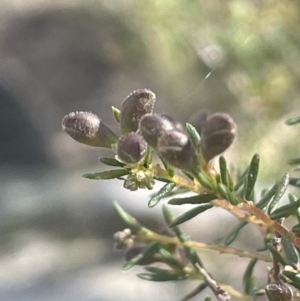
top-left (63, 93), bottom-right (300, 300)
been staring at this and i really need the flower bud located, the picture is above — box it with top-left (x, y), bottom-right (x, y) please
top-left (120, 89), bottom-right (156, 134)
top-left (139, 113), bottom-right (175, 148)
top-left (113, 228), bottom-right (134, 250)
top-left (265, 282), bottom-right (293, 301)
top-left (62, 111), bottom-right (118, 148)
top-left (200, 113), bottom-right (236, 161)
top-left (157, 129), bottom-right (198, 171)
top-left (161, 114), bottom-right (184, 132)
top-left (117, 132), bottom-right (147, 164)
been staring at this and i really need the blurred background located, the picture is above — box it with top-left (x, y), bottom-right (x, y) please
top-left (0, 0), bottom-right (300, 300)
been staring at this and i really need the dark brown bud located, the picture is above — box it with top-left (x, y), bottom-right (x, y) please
top-left (120, 89), bottom-right (156, 134)
top-left (117, 132), bottom-right (147, 164)
top-left (200, 113), bottom-right (236, 161)
top-left (62, 111), bottom-right (118, 148)
top-left (265, 282), bottom-right (293, 301)
top-left (139, 113), bottom-right (175, 148)
top-left (157, 129), bottom-right (198, 171)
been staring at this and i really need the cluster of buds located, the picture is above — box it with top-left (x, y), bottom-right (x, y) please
top-left (113, 228), bottom-right (135, 250)
top-left (62, 88), bottom-right (237, 190)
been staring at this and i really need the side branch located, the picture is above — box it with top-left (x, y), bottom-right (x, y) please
top-left (139, 231), bottom-right (272, 262)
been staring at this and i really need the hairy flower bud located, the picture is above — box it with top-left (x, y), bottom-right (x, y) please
top-left (265, 282), bottom-right (293, 301)
top-left (200, 113), bottom-right (236, 161)
top-left (117, 132), bottom-right (147, 164)
top-left (139, 113), bottom-right (175, 148)
top-left (157, 129), bottom-right (198, 171)
top-left (161, 114), bottom-right (184, 132)
top-left (120, 89), bottom-right (156, 134)
top-left (62, 111), bottom-right (118, 148)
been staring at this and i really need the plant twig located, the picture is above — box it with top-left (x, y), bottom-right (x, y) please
top-left (198, 266), bottom-right (231, 301)
top-left (153, 165), bottom-right (300, 249)
top-left (139, 231), bottom-right (272, 262)
top-left (213, 199), bottom-right (300, 249)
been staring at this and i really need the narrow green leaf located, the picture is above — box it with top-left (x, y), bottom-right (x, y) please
top-left (83, 169), bottom-right (130, 179)
top-left (243, 258), bottom-right (259, 297)
top-left (294, 246), bottom-right (300, 258)
top-left (162, 205), bottom-right (187, 242)
top-left (282, 235), bottom-right (299, 264)
top-left (195, 172), bottom-right (216, 190)
top-left (292, 223), bottom-right (300, 232)
top-left (234, 166), bottom-right (249, 191)
top-left (219, 156), bottom-right (233, 190)
top-left (224, 221), bottom-right (248, 245)
top-left (114, 202), bottom-right (145, 232)
top-left (267, 243), bottom-right (296, 268)
top-left (215, 173), bottom-right (221, 184)
top-left (137, 271), bottom-right (188, 282)
top-left (288, 157), bottom-right (300, 166)
top-left (168, 194), bottom-right (217, 205)
top-left (281, 270), bottom-right (300, 283)
top-left (217, 182), bottom-right (229, 199)
top-left (268, 173), bottom-right (290, 214)
top-left (235, 185), bottom-right (244, 197)
top-left (256, 184), bottom-right (278, 209)
top-left (144, 145), bottom-right (152, 166)
top-left (123, 241), bottom-right (159, 270)
top-left (159, 155), bottom-right (175, 177)
top-left (289, 177), bottom-right (300, 188)
top-left (158, 248), bottom-right (185, 270)
top-left (257, 233), bottom-right (275, 252)
top-left (290, 281), bottom-right (300, 290)
top-left (243, 258), bottom-right (257, 289)
top-left (112, 106), bottom-right (121, 122)
top-left (286, 116), bottom-right (300, 125)
top-left (183, 245), bottom-right (204, 269)
top-left (244, 153), bottom-right (260, 200)
top-left (270, 198), bottom-right (300, 220)
top-left (99, 157), bottom-right (125, 167)
top-left (289, 194), bottom-right (300, 222)
top-left (186, 123), bottom-right (201, 152)
top-left (169, 204), bottom-right (213, 228)
top-left (217, 183), bottom-right (238, 205)
top-left (148, 183), bottom-right (176, 208)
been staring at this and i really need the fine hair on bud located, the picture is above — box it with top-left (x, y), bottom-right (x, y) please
top-left (200, 112), bottom-right (236, 161)
top-left (120, 89), bottom-right (156, 134)
top-left (117, 132), bottom-right (147, 164)
top-left (139, 113), bottom-right (175, 148)
top-left (157, 129), bottom-right (198, 171)
top-left (161, 114), bottom-right (184, 132)
top-left (62, 111), bottom-right (118, 148)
